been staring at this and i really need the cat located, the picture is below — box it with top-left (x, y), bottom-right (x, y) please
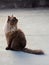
top-left (4, 15), bottom-right (44, 55)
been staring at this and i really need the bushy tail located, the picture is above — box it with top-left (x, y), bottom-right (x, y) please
top-left (22, 48), bottom-right (44, 55)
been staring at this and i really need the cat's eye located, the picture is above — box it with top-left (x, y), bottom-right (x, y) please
top-left (12, 19), bottom-right (15, 22)
top-left (12, 17), bottom-right (16, 21)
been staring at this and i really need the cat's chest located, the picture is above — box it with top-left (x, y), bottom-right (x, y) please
top-left (4, 23), bottom-right (17, 34)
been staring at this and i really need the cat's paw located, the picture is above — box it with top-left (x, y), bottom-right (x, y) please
top-left (6, 47), bottom-right (10, 50)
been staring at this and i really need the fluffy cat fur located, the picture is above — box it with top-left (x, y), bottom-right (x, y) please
top-left (4, 15), bottom-right (44, 55)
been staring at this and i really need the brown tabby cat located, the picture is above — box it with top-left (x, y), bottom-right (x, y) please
top-left (4, 15), bottom-right (44, 55)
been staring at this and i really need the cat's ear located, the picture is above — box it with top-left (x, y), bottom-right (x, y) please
top-left (13, 17), bottom-right (18, 23)
top-left (8, 16), bottom-right (10, 19)
top-left (8, 16), bottom-right (10, 21)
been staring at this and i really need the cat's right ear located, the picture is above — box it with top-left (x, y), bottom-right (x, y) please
top-left (8, 16), bottom-right (10, 21)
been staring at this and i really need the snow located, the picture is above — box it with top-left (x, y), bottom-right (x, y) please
top-left (0, 9), bottom-right (49, 65)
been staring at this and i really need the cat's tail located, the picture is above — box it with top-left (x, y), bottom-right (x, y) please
top-left (22, 48), bottom-right (44, 55)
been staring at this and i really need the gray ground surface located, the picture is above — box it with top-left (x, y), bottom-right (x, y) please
top-left (0, 9), bottom-right (49, 65)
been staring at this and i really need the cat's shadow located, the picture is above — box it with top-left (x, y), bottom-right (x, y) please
top-left (7, 50), bottom-right (37, 61)
top-left (10, 50), bottom-right (31, 58)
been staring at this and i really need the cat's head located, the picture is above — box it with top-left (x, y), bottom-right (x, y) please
top-left (7, 15), bottom-right (18, 26)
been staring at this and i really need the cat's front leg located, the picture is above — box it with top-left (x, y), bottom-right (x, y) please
top-left (6, 38), bottom-right (12, 50)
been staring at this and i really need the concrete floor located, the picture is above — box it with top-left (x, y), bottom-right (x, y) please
top-left (0, 9), bottom-right (49, 65)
